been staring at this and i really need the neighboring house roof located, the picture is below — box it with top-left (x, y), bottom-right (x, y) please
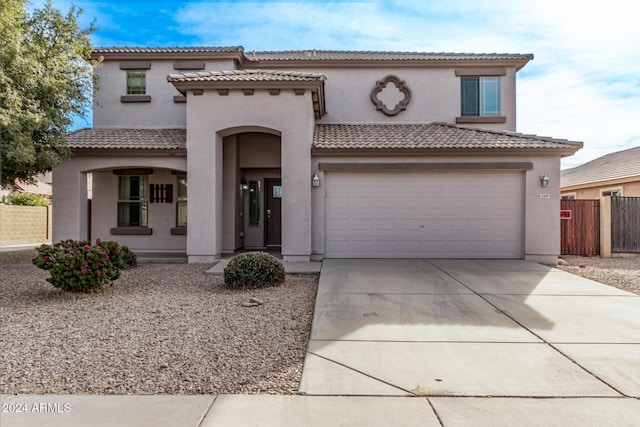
top-left (561, 146), bottom-right (640, 188)
top-left (167, 69), bottom-right (327, 83)
top-left (66, 128), bottom-right (186, 150)
top-left (313, 123), bottom-right (582, 153)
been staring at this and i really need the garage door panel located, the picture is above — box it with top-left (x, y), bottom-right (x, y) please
top-left (325, 171), bottom-right (524, 258)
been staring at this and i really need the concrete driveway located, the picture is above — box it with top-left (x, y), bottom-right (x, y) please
top-left (300, 259), bottom-right (640, 425)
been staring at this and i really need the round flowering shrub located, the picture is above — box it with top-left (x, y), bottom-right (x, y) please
top-left (33, 239), bottom-right (124, 292)
top-left (223, 251), bottom-right (285, 289)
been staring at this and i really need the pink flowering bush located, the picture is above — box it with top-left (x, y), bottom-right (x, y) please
top-left (32, 239), bottom-right (132, 292)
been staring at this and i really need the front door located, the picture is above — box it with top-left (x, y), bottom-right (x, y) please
top-left (265, 179), bottom-right (282, 247)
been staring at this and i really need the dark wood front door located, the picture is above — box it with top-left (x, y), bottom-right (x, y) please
top-left (265, 179), bottom-right (282, 247)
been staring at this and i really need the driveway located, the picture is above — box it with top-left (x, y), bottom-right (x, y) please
top-left (300, 259), bottom-right (640, 424)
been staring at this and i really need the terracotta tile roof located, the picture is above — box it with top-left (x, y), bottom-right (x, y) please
top-left (66, 128), bottom-right (186, 150)
top-left (246, 50), bottom-right (533, 62)
top-left (313, 123), bottom-right (582, 151)
top-left (167, 69), bottom-right (327, 83)
top-left (93, 46), bottom-right (533, 67)
top-left (561, 146), bottom-right (640, 187)
top-left (94, 46), bottom-right (244, 54)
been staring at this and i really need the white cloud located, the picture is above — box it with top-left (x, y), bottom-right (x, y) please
top-left (45, 0), bottom-right (640, 169)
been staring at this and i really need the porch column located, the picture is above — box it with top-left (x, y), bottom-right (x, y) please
top-left (187, 130), bottom-right (224, 263)
top-left (52, 165), bottom-right (88, 242)
top-left (281, 128), bottom-right (312, 262)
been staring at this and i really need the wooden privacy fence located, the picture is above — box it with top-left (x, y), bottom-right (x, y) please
top-left (611, 196), bottom-right (640, 253)
top-left (560, 199), bottom-right (600, 256)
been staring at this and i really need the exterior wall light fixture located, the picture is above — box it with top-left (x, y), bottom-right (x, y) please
top-left (540, 173), bottom-right (550, 187)
top-left (312, 173), bottom-right (320, 187)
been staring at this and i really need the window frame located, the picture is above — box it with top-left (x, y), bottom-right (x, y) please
top-left (461, 76), bottom-right (501, 117)
top-left (117, 175), bottom-right (149, 228)
top-left (176, 175), bottom-right (187, 228)
top-left (600, 187), bottom-right (623, 197)
top-left (126, 70), bottom-right (146, 95)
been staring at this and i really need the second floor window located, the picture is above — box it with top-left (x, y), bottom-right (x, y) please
top-left (118, 176), bottom-right (148, 227)
top-left (461, 77), bottom-right (500, 116)
top-left (126, 71), bottom-right (146, 95)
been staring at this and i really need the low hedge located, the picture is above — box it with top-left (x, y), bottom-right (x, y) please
top-left (223, 252), bottom-right (285, 289)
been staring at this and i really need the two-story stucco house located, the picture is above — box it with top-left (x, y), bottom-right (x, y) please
top-left (53, 46), bottom-right (582, 264)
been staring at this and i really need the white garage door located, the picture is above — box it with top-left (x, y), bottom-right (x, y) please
top-left (325, 170), bottom-right (524, 258)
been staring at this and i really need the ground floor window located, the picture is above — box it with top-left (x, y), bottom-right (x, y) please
top-left (176, 175), bottom-right (187, 227)
top-left (118, 176), bottom-right (148, 227)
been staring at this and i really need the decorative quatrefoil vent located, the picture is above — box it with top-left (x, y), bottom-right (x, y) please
top-left (370, 75), bottom-right (411, 116)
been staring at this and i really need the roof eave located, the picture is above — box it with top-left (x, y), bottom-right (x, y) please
top-left (169, 79), bottom-right (327, 118)
top-left (244, 57), bottom-right (534, 70)
top-left (311, 147), bottom-right (580, 157)
top-left (71, 148), bottom-right (187, 156)
top-left (561, 174), bottom-right (640, 190)
top-left (91, 49), bottom-right (244, 62)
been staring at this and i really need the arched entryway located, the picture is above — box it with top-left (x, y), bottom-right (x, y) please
top-left (221, 130), bottom-right (282, 253)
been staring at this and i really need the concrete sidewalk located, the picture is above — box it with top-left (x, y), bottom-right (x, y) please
top-left (3, 259), bottom-right (640, 426)
top-left (3, 393), bottom-right (640, 427)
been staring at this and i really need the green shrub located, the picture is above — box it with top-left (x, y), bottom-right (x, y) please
top-left (33, 240), bottom-right (119, 292)
top-left (223, 252), bottom-right (285, 289)
top-left (95, 239), bottom-right (137, 270)
top-left (32, 239), bottom-right (136, 292)
top-left (6, 193), bottom-right (49, 206)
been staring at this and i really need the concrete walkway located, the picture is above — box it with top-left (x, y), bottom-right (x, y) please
top-left (3, 259), bottom-right (640, 426)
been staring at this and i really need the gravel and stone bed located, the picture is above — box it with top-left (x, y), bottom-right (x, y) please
top-left (0, 250), bottom-right (318, 395)
top-left (557, 256), bottom-right (640, 296)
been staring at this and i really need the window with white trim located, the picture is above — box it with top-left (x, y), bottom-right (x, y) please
top-left (118, 176), bottom-right (148, 227)
top-left (461, 77), bottom-right (500, 116)
top-left (561, 193), bottom-right (576, 200)
top-left (601, 187), bottom-right (623, 197)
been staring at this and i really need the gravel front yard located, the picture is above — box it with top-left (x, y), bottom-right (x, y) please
top-left (0, 250), bottom-right (318, 395)
top-left (557, 256), bottom-right (640, 295)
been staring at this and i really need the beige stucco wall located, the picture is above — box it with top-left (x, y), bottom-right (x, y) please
top-left (270, 66), bottom-right (517, 131)
top-left (93, 59), bottom-right (236, 128)
top-left (561, 180), bottom-right (640, 199)
top-left (94, 59), bottom-right (519, 131)
top-left (91, 169), bottom-right (186, 251)
top-left (53, 155), bottom-right (187, 252)
top-left (310, 154), bottom-right (560, 264)
top-left (185, 90), bottom-right (315, 262)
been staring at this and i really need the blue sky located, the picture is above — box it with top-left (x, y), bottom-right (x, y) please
top-left (31, 0), bottom-right (640, 168)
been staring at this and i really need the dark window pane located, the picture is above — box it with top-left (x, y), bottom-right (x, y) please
top-left (461, 78), bottom-right (479, 116)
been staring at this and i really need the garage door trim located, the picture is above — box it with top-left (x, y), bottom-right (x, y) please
top-left (319, 162), bottom-right (533, 171)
